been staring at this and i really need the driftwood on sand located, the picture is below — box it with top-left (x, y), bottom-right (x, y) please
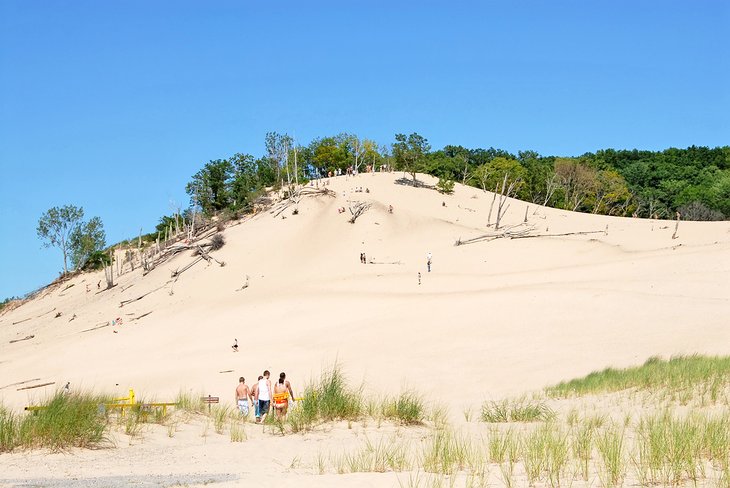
top-left (270, 187), bottom-right (334, 218)
top-left (455, 224), bottom-right (606, 247)
top-left (120, 280), bottom-right (173, 307)
top-left (9, 335), bottom-right (34, 344)
top-left (80, 322), bottom-right (111, 333)
top-left (17, 381), bottom-right (55, 391)
top-left (0, 378), bottom-right (41, 391)
top-left (130, 311), bottom-right (153, 322)
top-left (348, 201), bottom-right (371, 223)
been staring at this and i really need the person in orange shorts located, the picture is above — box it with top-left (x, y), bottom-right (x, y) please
top-left (272, 372), bottom-right (295, 419)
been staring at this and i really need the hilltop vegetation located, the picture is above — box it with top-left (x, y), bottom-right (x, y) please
top-left (175, 132), bottom-right (729, 228)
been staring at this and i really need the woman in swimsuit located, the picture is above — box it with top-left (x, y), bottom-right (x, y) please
top-left (273, 372), bottom-right (295, 419)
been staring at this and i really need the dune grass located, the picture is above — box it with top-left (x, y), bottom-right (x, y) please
top-left (287, 365), bottom-right (364, 433)
top-left (480, 397), bottom-right (555, 423)
top-left (381, 391), bottom-right (426, 425)
top-left (547, 355), bottom-right (730, 398)
top-left (0, 392), bottom-right (112, 452)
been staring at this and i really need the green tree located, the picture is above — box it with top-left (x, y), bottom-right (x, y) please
top-left (185, 159), bottom-right (234, 215)
top-left (69, 216), bottom-right (106, 270)
top-left (392, 132), bottom-right (431, 185)
top-left (37, 205), bottom-right (85, 274)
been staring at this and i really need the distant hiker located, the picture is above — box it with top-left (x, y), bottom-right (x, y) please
top-left (235, 377), bottom-right (251, 417)
top-left (362, 253), bottom-right (367, 264)
top-left (273, 372), bottom-right (295, 419)
top-left (427, 252), bottom-right (432, 272)
top-left (232, 338), bottom-right (238, 352)
top-left (388, 205), bottom-right (393, 214)
top-left (63, 382), bottom-right (71, 394)
top-left (256, 370), bottom-right (272, 423)
top-left (418, 272), bottom-right (421, 285)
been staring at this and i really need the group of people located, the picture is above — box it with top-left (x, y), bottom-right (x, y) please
top-left (235, 370), bottom-right (295, 423)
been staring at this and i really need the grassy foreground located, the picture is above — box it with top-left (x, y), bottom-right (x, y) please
top-left (0, 392), bottom-right (112, 452)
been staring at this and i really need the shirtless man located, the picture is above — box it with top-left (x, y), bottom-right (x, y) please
top-left (273, 372), bottom-right (296, 419)
top-left (256, 370), bottom-right (272, 423)
top-left (235, 377), bottom-right (251, 417)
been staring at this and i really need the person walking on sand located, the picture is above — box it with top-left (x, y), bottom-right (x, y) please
top-left (426, 252), bottom-right (432, 272)
top-left (256, 370), bottom-right (272, 423)
top-left (273, 372), bottom-right (296, 419)
top-left (232, 338), bottom-right (238, 352)
top-left (235, 377), bottom-right (251, 417)
top-left (251, 375), bottom-right (263, 419)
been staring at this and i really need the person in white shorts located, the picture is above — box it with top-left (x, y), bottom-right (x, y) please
top-left (235, 377), bottom-right (251, 416)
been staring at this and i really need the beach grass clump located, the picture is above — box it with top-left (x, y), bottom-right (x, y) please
top-left (211, 405), bottom-right (233, 434)
top-left (5, 392), bottom-right (112, 451)
top-left (333, 436), bottom-right (411, 473)
top-left (422, 428), bottom-right (478, 476)
top-left (596, 424), bottom-right (625, 488)
top-left (287, 365), bottom-right (364, 432)
top-left (547, 354), bottom-right (730, 398)
top-left (229, 420), bottom-right (246, 442)
top-left (381, 391), bottom-right (426, 425)
top-left (0, 406), bottom-right (20, 452)
top-left (480, 397), bottom-right (555, 423)
top-left (175, 390), bottom-right (205, 414)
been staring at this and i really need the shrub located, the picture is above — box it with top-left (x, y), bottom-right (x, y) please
top-left (81, 250), bottom-right (112, 271)
top-left (209, 234), bottom-right (225, 251)
top-left (436, 177), bottom-right (455, 194)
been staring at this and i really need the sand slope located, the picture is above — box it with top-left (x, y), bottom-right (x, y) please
top-left (2, 172), bottom-right (730, 487)
top-left (2, 172), bottom-right (729, 413)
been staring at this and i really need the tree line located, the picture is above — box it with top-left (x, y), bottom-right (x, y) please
top-left (33, 133), bottom-right (728, 283)
top-left (183, 132), bottom-right (729, 221)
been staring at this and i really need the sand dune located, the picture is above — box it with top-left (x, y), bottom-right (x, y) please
top-left (1, 173), bottom-right (729, 486)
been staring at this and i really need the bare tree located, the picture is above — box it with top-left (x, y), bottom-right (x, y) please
top-left (103, 249), bottom-right (114, 289)
top-left (494, 173), bottom-right (521, 230)
top-left (348, 201), bottom-right (371, 223)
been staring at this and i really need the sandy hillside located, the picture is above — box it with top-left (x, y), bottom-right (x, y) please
top-left (1, 172), bottom-right (729, 487)
top-left (2, 172), bottom-right (729, 410)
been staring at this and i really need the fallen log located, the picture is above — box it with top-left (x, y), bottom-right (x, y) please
top-left (17, 381), bottom-right (55, 391)
top-left (0, 378), bottom-right (41, 390)
top-left (80, 323), bottom-right (110, 333)
top-left (130, 311), bottom-right (153, 322)
top-left (120, 280), bottom-right (172, 307)
top-left (11, 317), bottom-right (31, 325)
top-left (9, 335), bottom-right (34, 344)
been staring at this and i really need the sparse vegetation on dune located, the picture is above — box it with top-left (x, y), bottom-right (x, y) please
top-left (481, 397), bottom-right (555, 423)
top-left (547, 354), bottom-right (730, 399)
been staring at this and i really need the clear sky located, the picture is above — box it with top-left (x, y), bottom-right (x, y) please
top-left (0, 0), bottom-right (728, 298)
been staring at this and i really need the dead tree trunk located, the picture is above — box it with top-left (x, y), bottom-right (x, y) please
top-left (348, 201), bottom-right (371, 224)
top-left (487, 184), bottom-right (498, 226)
top-left (495, 173), bottom-right (520, 231)
top-left (672, 211), bottom-right (681, 239)
top-left (104, 250), bottom-right (114, 289)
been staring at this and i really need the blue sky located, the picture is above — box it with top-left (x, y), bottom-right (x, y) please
top-left (0, 0), bottom-right (728, 298)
